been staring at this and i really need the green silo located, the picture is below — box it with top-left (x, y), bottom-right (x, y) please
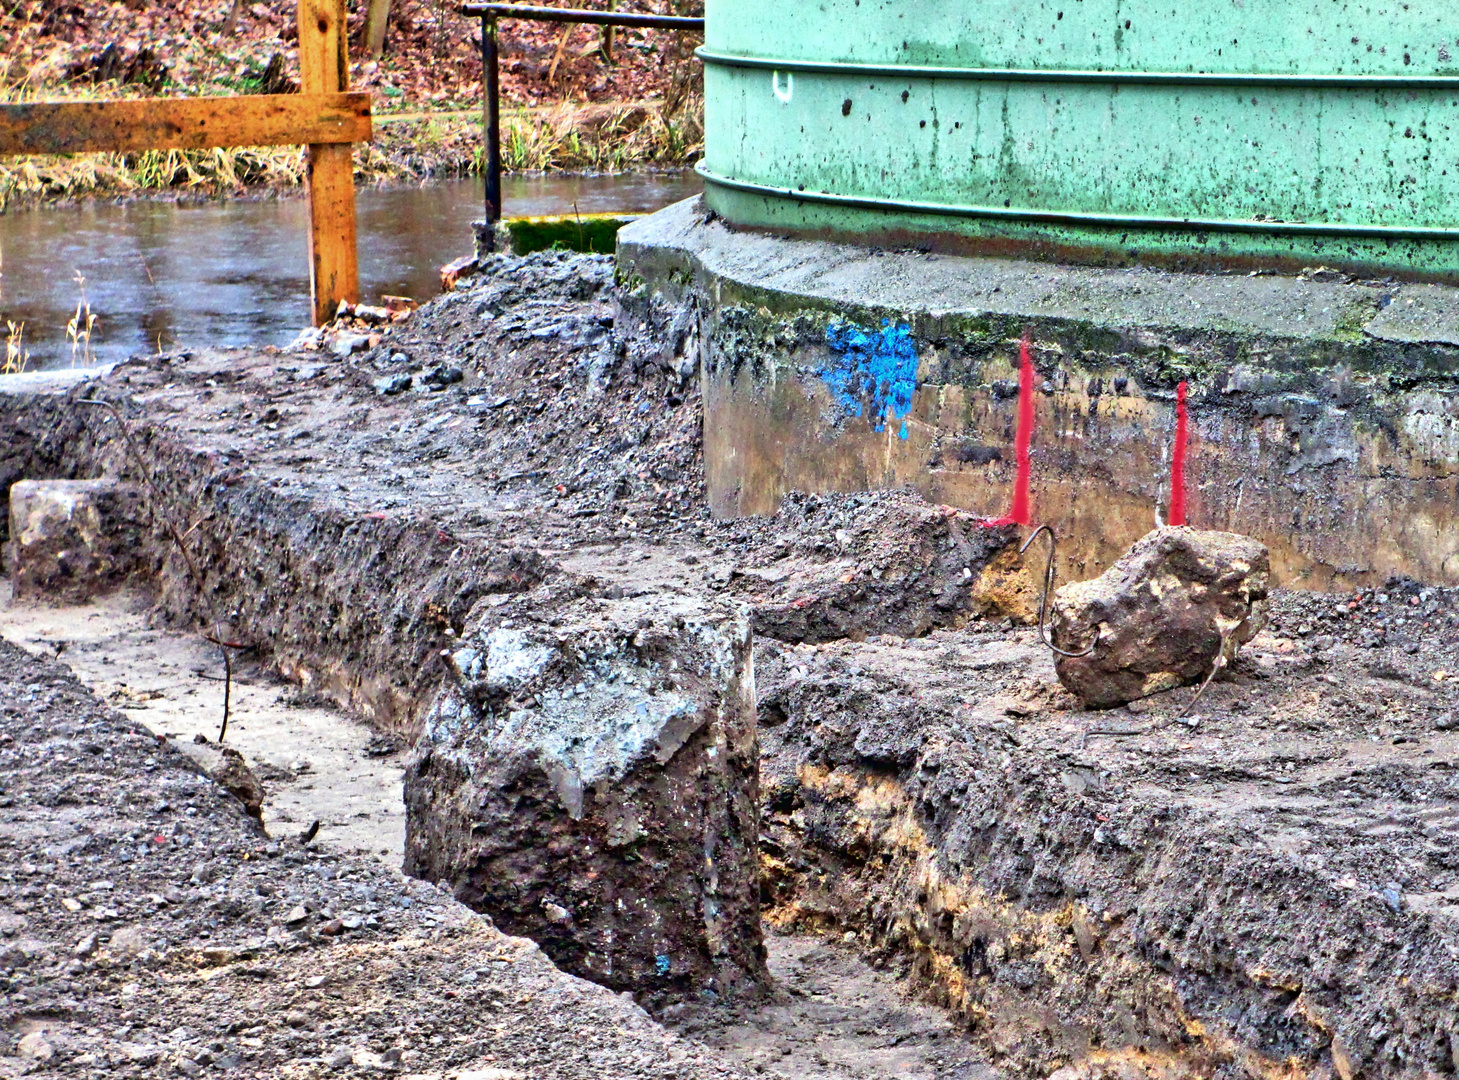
top-left (699, 0), bottom-right (1459, 278)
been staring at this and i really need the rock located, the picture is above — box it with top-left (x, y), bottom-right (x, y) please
top-left (284, 906), bottom-right (308, 925)
top-left (372, 373), bottom-right (412, 396)
top-left (405, 591), bottom-right (766, 1005)
top-left (440, 254), bottom-right (480, 291)
top-left (74, 933), bottom-right (98, 958)
top-left (421, 364), bottom-right (464, 389)
top-left (209, 747), bottom-right (265, 818)
top-left (173, 742), bottom-right (265, 819)
top-left (1049, 527), bottom-right (1270, 709)
top-left (5, 478), bottom-right (145, 603)
top-left (329, 333), bottom-right (372, 358)
top-left (17, 1031), bottom-right (54, 1060)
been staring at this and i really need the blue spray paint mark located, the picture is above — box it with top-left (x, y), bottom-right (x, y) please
top-left (821, 319), bottom-right (918, 439)
top-left (655, 954), bottom-right (672, 975)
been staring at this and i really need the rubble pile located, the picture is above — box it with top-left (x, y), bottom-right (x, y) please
top-left (713, 491), bottom-right (1033, 644)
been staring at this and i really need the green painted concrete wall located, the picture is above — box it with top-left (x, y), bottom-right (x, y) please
top-left (700, 0), bottom-right (1459, 278)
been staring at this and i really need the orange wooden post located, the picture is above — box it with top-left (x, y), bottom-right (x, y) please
top-left (298, 0), bottom-right (359, 325)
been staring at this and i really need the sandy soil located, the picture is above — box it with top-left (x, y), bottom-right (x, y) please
top-left (0, 584), bottom-right (405, 863)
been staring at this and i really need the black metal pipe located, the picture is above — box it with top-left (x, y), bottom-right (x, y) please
top-left (460, 4), bottom-right (703, 30)
top-left (482, 13), bottom-right (501, 235)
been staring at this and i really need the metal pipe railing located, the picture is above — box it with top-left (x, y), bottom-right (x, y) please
top-left (463, 3), bottom-right (704, 244)
top-left (463, 4), bottom-right (703, 29)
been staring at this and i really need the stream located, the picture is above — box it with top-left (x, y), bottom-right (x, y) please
top-left (0, 170), bottom-right (701, 370)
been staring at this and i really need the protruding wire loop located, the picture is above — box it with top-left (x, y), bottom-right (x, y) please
top-left (1019, 524), bottom-right (1098, 658)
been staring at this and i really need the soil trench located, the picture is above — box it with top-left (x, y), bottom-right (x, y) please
top-left (0, 586), bottom-right (1002, 1079)
top-left (2, 251), bottom-right (1458, 1080)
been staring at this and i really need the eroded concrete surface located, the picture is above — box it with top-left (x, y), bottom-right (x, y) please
top-left (618, 198), bottom-right (1459, 588)
top-left (2, 251), bottom-right (1458, 1080)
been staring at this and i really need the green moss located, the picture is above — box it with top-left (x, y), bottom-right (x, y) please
top-left (504, 214), bottom-right (635, 256)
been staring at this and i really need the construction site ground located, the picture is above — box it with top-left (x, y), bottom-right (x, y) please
top-left (1, 251), bottom-right (1457, 1079)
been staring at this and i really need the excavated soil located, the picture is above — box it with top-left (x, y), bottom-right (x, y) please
top-left (1, 252), bottom-right (1458, 1080)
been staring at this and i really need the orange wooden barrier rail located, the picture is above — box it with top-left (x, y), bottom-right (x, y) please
top-left (0, 0), bottom-right (368, 326)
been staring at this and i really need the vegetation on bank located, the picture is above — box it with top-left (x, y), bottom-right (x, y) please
top-left (1, 0), bottom-right (703, 208)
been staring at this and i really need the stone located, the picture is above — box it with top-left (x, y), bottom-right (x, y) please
top-left (329, 333), bottom-right (372, 358)
top-left (372, 373), bottom-right (412, 396)
top-left (17, 1031), bottom-right (54, 1060)
top-left (1049, 526), bottom-right (1270, 709)
top-left (5, 478), bottom-right (145, 603)
top-left (173, 742), bottom-right (265, 819)
top-left (439, 254), bottom-right (480, 291)
top-left (405, 591), bottom-right (766, 1005)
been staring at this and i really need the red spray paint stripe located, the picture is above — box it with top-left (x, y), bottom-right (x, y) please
top-left (983, 332), bottom-right (1036, 528)
top-left (1008, 332), bottom-right (1035, 526)
top-left (1169, 380), bottom-right (1189, 527)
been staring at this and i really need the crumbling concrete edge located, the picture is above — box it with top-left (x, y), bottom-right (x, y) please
top-left (618, 198), bottom-right (1459, 365)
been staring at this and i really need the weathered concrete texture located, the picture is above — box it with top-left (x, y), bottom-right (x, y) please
top-left (404, 588), bottom-right (766, 1005)
top-left (5, 477), bottom-right (145, 603)
top-left (718, 490), bottom-right (1033, 644)
top-left (1051, 527), bottom-right (1270, 708)
top-left (618, 198), bottom-right (1459, 588)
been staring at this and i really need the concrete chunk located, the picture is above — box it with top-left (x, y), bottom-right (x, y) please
top-left (404, 591), bottom-right (766, 1006)
top-left (5, 478), bottom-right (144, 603)
top-left (1050, 526), bottom-right (1270, 708)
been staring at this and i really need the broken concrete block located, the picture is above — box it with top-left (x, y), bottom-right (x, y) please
top-left (1049, 526), bottom-right (1270, 708)
top-left (6, 478), bottom-right (145, 603)
top-left (722, 491), bottom-right (1033, 644)
top-left (404, 591), bottom-right (766, 1005)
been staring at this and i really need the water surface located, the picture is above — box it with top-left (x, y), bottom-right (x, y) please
top-left (0, 172), bottom-right (701, 370)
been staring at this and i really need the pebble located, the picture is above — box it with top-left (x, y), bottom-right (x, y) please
top-left (373, 373), bottom-right (412, 396)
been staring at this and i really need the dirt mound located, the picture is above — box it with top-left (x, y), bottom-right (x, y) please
top-left (710, 490), bottom-right (1032, 644)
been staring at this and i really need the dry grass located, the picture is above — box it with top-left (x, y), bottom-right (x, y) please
top-left (0, 99), bottom-right (701, 208)
top-left (3, 320), bottom-right (29, 375)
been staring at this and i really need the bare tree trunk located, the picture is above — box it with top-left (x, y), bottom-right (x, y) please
top-left (363, 0), bottom-right (392, 59)
top-left (220, 0), bottom-right (245, 36)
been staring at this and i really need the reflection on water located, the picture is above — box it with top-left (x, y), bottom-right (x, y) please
top-left (0, 171), bottom-right (701, 370)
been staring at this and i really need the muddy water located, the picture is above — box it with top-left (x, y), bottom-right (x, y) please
top-left (0, 171), bottom-right (700, 370)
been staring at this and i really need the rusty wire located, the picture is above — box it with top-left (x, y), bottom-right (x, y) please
top-left (78, 397), bottom-right (248, 743)
top-left (1019, 524), bottom-right (1097, 659)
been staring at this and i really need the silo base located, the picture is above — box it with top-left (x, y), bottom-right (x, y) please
top-left (618, 197), bottom-right (1459, 588)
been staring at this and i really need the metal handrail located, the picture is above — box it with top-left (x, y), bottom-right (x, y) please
top-left (461, 3), bottom-right (705, 238)
top-left (464, 4), bottom-right (702, 29)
